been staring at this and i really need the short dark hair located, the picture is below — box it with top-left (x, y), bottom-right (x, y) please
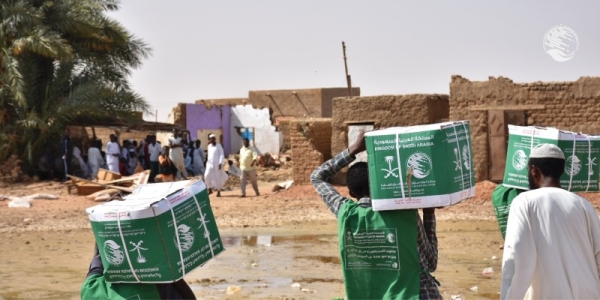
top-left (529, 157), bottom-right (565, 179)
top-left (243, 138), bottom-right (249, 142)
top-left (347, 162), bottom-right (370, 198)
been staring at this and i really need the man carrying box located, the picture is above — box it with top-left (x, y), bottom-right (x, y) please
top-left (501, 144), bottom-right (600, 299)
top-left (81, 244), bottom-right (196, 300)
top-left (311, 132), bottom-right (441, 300)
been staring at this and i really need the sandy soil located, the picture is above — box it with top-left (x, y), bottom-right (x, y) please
top-left (1, 175), bottom-right (600, 299)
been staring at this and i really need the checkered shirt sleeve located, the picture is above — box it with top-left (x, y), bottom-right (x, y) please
top-left (418, 211), bottom-right (442, 299)
top-left (310, 149), bottom-right (355, 217)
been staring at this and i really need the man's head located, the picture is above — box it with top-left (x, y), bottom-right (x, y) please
top-left (63, 128), bottom-right (70, 137)
top-left (243, 138), bottom-right (249, 147)
top-left (173, 128), bottom-right (179, 137)
top-left (527, 143), bottom-right (565, 190)
top-left (209, 134), bottom-right (216, 145)
top-left (347, 162), bottom-right (370, 199)
top-left (195, 139), bottom-right (201, 148)
top-left (109, 134), bottom-right (117, 142)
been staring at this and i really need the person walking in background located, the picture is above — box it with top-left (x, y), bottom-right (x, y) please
top-left (192, 140), bottom-right (206, 178)
top-left (105, 134), bottom-right (120, 173)
top-left (147, 135), bottom-right (162, 183)
top-left (501, 144), bottom-right (600, 299)
top-left (60, 128), bottom-right (73, 181)
top-left (239, 138), bottom-right (260, 197)
top-left (204, 134), bottom-right (227, 197)
top-left (87, 140), bottom-right (104, 180)
top-left (169, 129), bottom-right (188, 180)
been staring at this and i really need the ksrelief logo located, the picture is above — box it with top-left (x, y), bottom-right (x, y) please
top-left (174, 224), bottom-right (195, 252)
top-left (565, 155), bottom-right (582, 176)
top-left (386, 233), bottom-right (396, 243)
top-left (406, 152), bottom-right (432, 179)
top-left (103, 240), bottom-right (125, 266)
top-left (543, 25), bottom-right (579, 62)
top-left (512, 150), bottom-right (528, 171)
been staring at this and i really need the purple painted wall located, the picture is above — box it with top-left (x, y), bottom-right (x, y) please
top-left (186, 104), bottom-right (231, 156)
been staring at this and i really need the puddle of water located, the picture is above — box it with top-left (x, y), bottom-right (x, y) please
top-left (221, 234), bottom-right (336, 248)
top-left (295, 255), bottom-right (341, 264)
top-left (191, 277), bottom-right (293, 291)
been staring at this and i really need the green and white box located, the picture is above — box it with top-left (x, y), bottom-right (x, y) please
top-left (364, 121), bottom-right (475, 211)
top-left (86, 180), bottom-right (224, 283)
top-left (503, 125), bottom-right (600, 192)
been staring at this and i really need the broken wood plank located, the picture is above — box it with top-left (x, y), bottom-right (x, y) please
top-left (68, 175), bottom-right (135, 193)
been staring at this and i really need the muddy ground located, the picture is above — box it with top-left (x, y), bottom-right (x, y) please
top-left (1, 175), bottom-right (599, 300)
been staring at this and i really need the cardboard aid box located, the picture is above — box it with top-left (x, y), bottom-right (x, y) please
top-left (364, 121), bottom-right (475, 211)
top-left (86, 180), bottom-right (224, 283)
top-left (503, 125), bottom-right (600, 192)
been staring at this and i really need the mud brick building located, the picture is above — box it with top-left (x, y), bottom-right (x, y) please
top-left (330, 94), bottom-right (449, 183)
top-left (290, 118), bottom-right (333, 184)
top-left (450, 75), bottom-right (600, 182)
top-left (168, 87), bottom-right (358, 158)
top-left (249, 87), bottom-right (360, 151)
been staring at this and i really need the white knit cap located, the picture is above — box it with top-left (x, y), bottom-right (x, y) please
top-left (530, 143), bottom-right (565, 159)
top-left (208, 134), bottom-right (216, 138)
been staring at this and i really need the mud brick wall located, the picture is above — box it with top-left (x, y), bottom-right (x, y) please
top-left (331, 94), bottom-right (449, 156)
top-left (275, 117), bottom-right (295, 153)
top-left (248, 88), bottom-right (360, 118)
top-left (291, 119), bottom-right (333, 184)
top-left (450, 75), bottom-right (600, 182)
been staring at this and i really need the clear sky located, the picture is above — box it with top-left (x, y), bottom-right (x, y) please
top-left (108, 1), bottom-right (600, 122)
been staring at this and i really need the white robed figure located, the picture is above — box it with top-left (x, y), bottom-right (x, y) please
top-left (204, 134), bottom-right (228, 197)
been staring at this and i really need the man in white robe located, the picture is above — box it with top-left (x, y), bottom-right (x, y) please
top-left (105, 134), bottom-right (120, 173)
top-left (501, 144), bottom-right (600, 300)
top-left (204, 134), bottom-right (227, 197)
top-left (87, 140), bottom-right (104, 180)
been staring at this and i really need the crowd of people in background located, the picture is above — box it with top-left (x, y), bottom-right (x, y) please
top-left (56, 128), bottom-right (263, 197)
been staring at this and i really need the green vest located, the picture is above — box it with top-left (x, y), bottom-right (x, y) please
top-left (492, 184), bottom-right (525, 240)
top-left (81, 273), bottom-right (162, 300)
top-left (337, 201), bottom-right (421, 300)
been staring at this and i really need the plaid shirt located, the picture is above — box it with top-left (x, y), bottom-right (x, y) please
top-left (311, 149), bottom-right (442, 299)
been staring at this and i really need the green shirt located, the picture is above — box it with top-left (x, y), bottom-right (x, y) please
top-left (81, 273), bottom-right (162, 300)
top-left (492, 184), bottom-right (526, 240)
top-left (338, 201), bottom-right (421, 299)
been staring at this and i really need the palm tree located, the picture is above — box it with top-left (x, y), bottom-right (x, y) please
top-left (0, 0), bottom-right (151, 167)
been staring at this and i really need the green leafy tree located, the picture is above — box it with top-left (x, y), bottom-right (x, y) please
top-left (0, 0), bottom-right (151, 167)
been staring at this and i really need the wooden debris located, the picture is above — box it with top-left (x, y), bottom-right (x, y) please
top-left (68, 170), bottom-right (150, 196)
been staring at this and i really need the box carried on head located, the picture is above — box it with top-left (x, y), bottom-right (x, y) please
top-left (503, 125), bottom-right (600, 192)
top-left (86, 180), bottom-right (224, 283)
top-left (364, 121), bottom-right (475, 211)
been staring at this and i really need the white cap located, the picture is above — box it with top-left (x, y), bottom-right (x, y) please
top-left (208, 134), bottom-right (216, 138)
top-left (530, 143), bottom-right (565, 159)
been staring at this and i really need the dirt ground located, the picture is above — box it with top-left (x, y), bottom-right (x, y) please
top-left (1, 173), bottom-right (600, 300)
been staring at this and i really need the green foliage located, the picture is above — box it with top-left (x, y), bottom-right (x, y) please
top-left (0, 0), bottom-right (151, 167)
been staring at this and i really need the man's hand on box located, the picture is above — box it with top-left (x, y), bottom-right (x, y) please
top-left (349, 132), bottom-right (367, 156)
